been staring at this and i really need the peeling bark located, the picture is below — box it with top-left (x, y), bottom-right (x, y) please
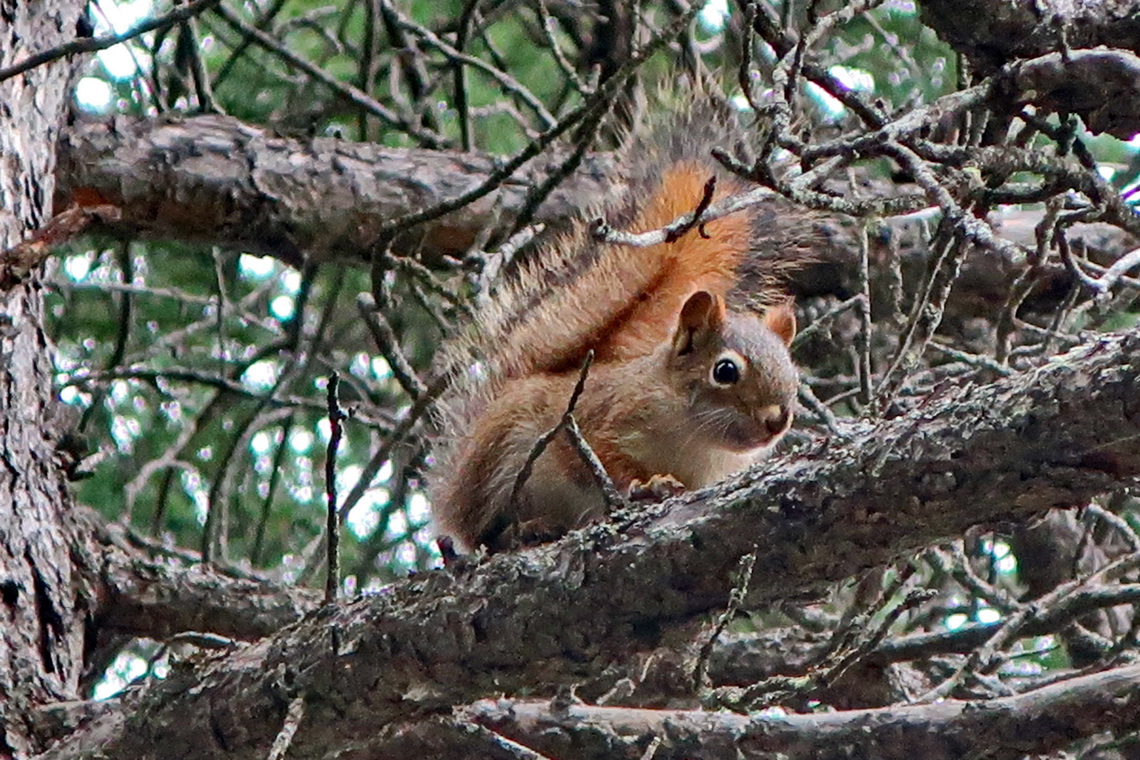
top-left (37, 330), bottom-right (1140, 760)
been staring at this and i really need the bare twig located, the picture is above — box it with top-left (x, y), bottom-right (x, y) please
top-left (563, 416), bottom-right (625, 513)
top-left (373, 0), bottom-right (703, 238)
top-left (918, 549), bottom-right (1140, 702)
top-left (267, 695), bottom-right (306, 760)
top-left (0, 0), bottom-right (223, 82)
top-left (324, 373), bottom-right (347, 605)
top-left (212, 3), bottom-right (443, 146)
top-left (382, 0), bottom-right (557, 129)
top-left (693, 550), bottom-right (757, 690)
top-left (1066, 246), bottom-right (1140, 296)
top-left (356, 294), bottom-right (427, 401)
top-left (856, 223), bottom-right (874, 406)
top-left (510, 351), bottom-right (596, 506)
top-left (536, 0), bottom-right (590, 96)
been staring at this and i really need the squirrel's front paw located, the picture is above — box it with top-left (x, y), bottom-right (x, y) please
top-left (627, 473), bottom-right (686, 503)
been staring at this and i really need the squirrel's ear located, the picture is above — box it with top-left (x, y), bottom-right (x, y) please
top-left (764, 300), bottom-right (796, 346)
top-left (672, 291), bottom-right (725, 355)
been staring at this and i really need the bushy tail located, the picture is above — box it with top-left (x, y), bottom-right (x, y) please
top-left (433, 102), bottom-right (818, 447)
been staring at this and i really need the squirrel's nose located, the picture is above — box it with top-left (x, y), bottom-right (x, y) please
top-left (758, 404), bottom-right (791, 435)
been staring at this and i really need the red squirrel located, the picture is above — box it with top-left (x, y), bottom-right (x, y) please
top-left (430, 115), bottom-right (807, 553)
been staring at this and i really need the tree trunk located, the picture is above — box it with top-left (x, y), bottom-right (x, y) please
top-left (0, 1), bottom-right (87, 755)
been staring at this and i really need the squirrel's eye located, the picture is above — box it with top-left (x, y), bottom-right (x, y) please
top-left (712, 358), bottom-right (740, 386)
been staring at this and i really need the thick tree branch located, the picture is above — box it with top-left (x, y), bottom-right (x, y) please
top-left (73, 508), bottom-right (320, 642)
top-left (54, 115), bottom-right (1137, 322)
top-left (919, 0), bottom-right (1140, 73)
top-left (55, 114), bottom-right (614, 267)
top-left (1004, 48), bottom-right (1140, 138)
top-left (456, 663), bottom-right (1140, 760)
top-left (40, 329), bottom-right (1140, 760)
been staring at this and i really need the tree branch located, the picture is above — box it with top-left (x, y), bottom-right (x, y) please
top-left (55, 114), bottom-right (615, 268)
top-left (919, 0), bottom-right (1140, 73)
top-left (74, 508), bottom-right (319, 642)
top-left (0, 0), bottom-right (223, 83)
top-left (40, 329), bottom-right (1140, 760)
top-left (457, 663), bottom-right (1140, 760)
top-left (55, 114), bottom-right (1137, 325)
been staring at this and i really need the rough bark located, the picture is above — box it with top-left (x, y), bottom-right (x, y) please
top-left (5, 3), bottom-right (1138, 757)
top-left (74, 509), bottom-right (320, 642)
top-left (456, 663), bottom-right (1140, 760)
top-left (52, 114), bottom-right (1138, 327)
top-left (0, 1), bottom-right (89, 755)
top-left (1001, 48), bottom-right (1140, 138)
top-left (919, 0), bottom-right (1140, 73)
top-left (55, 114), bottom-right (615, 267)
top-left (38, 330), bottom-right (1140, 760)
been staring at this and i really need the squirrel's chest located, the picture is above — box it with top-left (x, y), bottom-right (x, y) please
top-left (616, 429), bottom-right (756, 488)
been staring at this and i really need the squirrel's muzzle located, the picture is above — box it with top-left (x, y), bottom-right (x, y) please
top-left (759, 404), bottom-right (792, 437)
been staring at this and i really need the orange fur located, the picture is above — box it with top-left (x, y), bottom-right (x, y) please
top-left (430, 109), bottom-right (812, 553)
top-left (451, 161), bottom-right (765, 391)
top-left (591, 163), bottom-right (752, 361)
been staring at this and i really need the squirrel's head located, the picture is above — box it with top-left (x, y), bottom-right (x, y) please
top-left (667, 290), bottom-right (798, 453)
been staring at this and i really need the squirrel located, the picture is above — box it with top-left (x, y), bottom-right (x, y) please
top-left (429, 109), bottom-right (811, 553)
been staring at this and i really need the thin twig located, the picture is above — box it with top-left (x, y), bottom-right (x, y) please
top-left (928, 342), bottom-right (1012, 376)
top-left (452, 0), bottom-right (479, 151)
top-left (374, 0), bottom-right (703, 237)
top-left (510, 352), bottom-right (595, 507)
top-left (1085, 502), bottom-right (1140, 556)
top-left (459, 721), bottom-right (553, 760)
top-left (564, 415), bottom-right (624, 513)
top-left (918, 550), bottom-right (1140, 702)
top-left (1066, 245), bottom-right (1140, 296)
top-left (536, 0), bottom-right (590, 95)
top-left (383, 0), bottom-right (556, 129)
top-left (792, 296), bottom-right (864, 348)
top-left (267, 695), bottom-right (306, 760)
top-left (693, 550), bottom-right (757, 690)
top-left (797, 384), bottom-right (847, 437)
top-left (510, 98), bottom-right (615, 236)
top-left (212, 3), bottom-right (443, 146)
top-left (324, 373), bottom-right (347, 605)
top-left (178, 14), bottom-right (219, 113)
top-left (341, 377), bottom-right (445, 514)
top-left (0, 0), bottom-right (223, 82)
top-left (356, 294), bottom-right (427, 400)
top-left (856, 223), bottom-right (874, 406)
